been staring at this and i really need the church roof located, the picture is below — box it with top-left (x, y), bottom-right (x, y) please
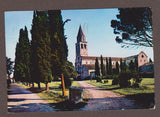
top-left (83, 64), bottom-right (95, 69)
top-left (77, 25), bottom-right (86, 43)
top-left (81, 56), bottom-right (125, 61)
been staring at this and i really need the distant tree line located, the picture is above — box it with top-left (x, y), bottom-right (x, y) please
top-left (14, 10), bottom-right (76, 90)
top-left (95, 55), bottom-right (143, 87)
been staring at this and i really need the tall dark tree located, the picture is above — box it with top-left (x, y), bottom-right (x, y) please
top-left (129, 60), bottom-right (135, 72)
top-left (108, 57), bottom-right (112, 75)
top-left (134, 57), bottom-right (138, 71)
top-left (100, 55), bottom-right (105, 76)
top-left (14, 27), bottom-right (31, 83)
top-left (120, 58), bottom-right (123, 72)
top-left (6, 57), bottom-right (14, 79)
top-left (31, 11), bottom-right (53, 90)
top-left (115, 61), bottom-right (120, 74)
top-left (95, 58), bottom-right (100, 76)
top-left (48, 10), bottom-right (71, 87)
top-left (111, 8), bottom-right (152, 47)
top-left (122, 61), bottom-right (127, 71)
top-left (30, 11), bottom-right (40, 88)
top-left (149, 58), bottom-right (153, 63)
top-left (106, 58), bottom-right (109, 75)
top-left (48, 10), bottom-right (64, 79)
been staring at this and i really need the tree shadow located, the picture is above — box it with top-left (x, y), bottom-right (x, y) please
top-left (49, 99), bottom-right (88, 111)
top-left (27, 87), bottom-right (45, 93)
top-left (8, 103), bottom-right (54, 112)
top-left (125, 93), bottom-right (155, 108)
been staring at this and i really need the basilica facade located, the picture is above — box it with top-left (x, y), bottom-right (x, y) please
top-left (75, 26), bottom-right (149, 79)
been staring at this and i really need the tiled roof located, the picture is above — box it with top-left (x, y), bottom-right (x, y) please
top-left (83, 64), bottom-right (95, 69)
top-left (81, 56), bottom-right (125, 61)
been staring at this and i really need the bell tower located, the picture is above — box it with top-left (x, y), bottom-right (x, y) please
top-left (75, 25), bottom-right (88, 76)
top-left (76, 25), bottom-right (88, 57)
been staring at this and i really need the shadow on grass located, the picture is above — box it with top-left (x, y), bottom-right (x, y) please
top-left (125, 93), bottom-right (155, 109)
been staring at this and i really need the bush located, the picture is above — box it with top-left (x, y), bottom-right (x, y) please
top-left (118, 71), bottom-right (132, 88)
top-left (96, 76), bottom-right (102, 82)
top-left (140, 72), bottom-right (154, 78)
top-left (131, 72), bottom-right (142, 88)
top-left (84, 76), bottom-right (91, 80)
top-left (102, 79), bottom-right (108, 83)
top-left (112, 75), bottom-right (119, 85)
top-left (104, 75), bottom-right (113, 79)
top-left (76, 76), bottom-right (81, 81)
top-left (63, 70), bottom-right (72, 88)
top-left (132, 82), bottom-right (140, 88)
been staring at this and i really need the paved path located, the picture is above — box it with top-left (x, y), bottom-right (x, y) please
top-left (78, 81), bottom-right (139, 111)
top-left (8, 83), bottom-right (55, 113)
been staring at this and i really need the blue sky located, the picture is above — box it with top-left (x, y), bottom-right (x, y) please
top-left (5, 8), bottom-right (154, 64)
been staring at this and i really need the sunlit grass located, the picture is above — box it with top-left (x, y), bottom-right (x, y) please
top-left (31, 81), bottom-right (80, 97)
top-left (85, 78), bottom-right (155, 96)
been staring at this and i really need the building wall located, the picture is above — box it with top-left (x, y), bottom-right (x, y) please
top-left (138, 52), bottom-right (148, 67)
top-left (139, 64), bottom-right (154, 72)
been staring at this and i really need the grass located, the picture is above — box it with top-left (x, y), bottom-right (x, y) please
top-left (85, 78), bottom-right (155, 108)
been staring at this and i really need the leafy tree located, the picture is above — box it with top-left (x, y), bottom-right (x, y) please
top-left (100, 55), bottom-right (105, 76)
top-left (95, 57), bottom-right (100, 76)
top-left (111, 8), bottom-right (152, 47)
top-left (6, 57), bottom-right (14, 79)
top-left (108, 57), bottom-right (112, 75)
top-left (65, 61), bottom-right (78, 79)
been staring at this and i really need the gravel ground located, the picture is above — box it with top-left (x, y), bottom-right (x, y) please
top-left (8, 83), bottom-right (55, 113)
top-left (77, 81), bottom-right (139, 111)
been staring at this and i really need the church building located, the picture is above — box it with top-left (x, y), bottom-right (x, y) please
top-left (75, 25), bottom-right (149, 80)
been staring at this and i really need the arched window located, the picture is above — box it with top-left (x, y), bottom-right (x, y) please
top-left (84, 44), bottom-right (86, 49)
top-left (81, 44), bottom-right (83, 49)
top-left (141, 55), bottom-right (144, 58)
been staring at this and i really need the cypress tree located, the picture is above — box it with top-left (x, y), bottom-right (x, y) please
top-left (100, 55), bottom-right (105, 76)
top-left (106, 58), bottom-right (109, 75)
top-left (95, 57), bottom-right (100, 76)
top-left (30, 11), bottom-right (40, 88)
top-left (149, 58), bottom-right (153, 63)
top-left (48, 10), bottom-right (63, 79)
top-left (48, 10), bottom-right (70, 87)
top-left (108, 57), bottom-right (112, 75)
top-left (31, 11), bottom-right (53, 90)
top-left (120, 58), bottom-right (123, 72)
top-left (14, 27), bottom-right (31, 83)
top-left (134, 57), bottom-right (138, 71)
top-left (129, 60), bottom-right (135, 71)
top-left (115, 61), bottom-right (120, 74)
top-left (23, 26), bottom-right (31, 84)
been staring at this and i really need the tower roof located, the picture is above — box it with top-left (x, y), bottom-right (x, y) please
top-left (77, 25), bottom-right (86, 43)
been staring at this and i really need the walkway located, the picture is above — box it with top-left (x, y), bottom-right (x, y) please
top-left (8, 83), bottom-right (55, 113)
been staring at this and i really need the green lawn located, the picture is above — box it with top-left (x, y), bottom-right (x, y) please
top-left (20, 81), bottom-right (80, 97)
top-left (85, 78), bottom-right (154, 95)
top-left (85, 78), bottom-right (155, 108)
